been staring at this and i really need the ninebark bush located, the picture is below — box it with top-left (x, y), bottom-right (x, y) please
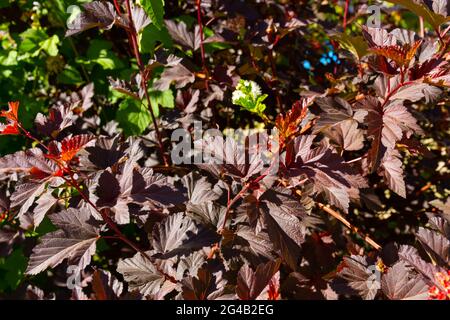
top-left (0, 0), bottom-right (449, 300)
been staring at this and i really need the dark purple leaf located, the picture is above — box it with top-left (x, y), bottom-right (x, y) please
top-left (66, 1), bottom-right (120, 37)
top-left (152, 212), bottom-right (218, 259)
top-left (165, 20), bottom-right (201, 51)
top-left (182, 172), bottom-right (221, 205)
top-left (181, 267), bottom-right (228, 300)
top-left (35, 104), bottom-right (73, 138)
top-left (313, 97), bottom-right (366, 133)
top-left (10, 182), bottom-right (47, 217)
top-left (236, 260), bottom-right (280, 300)
top-left (153, 61), bottom-right (195, 91)
top-left (32, 190), bottom-right (59, 228)
top-left (195, 135), bottom-right (264, 181)
top-left (26, 208), bottom-right (100, 275)
top-left (380, 149), bottom-right (406, 198)
top-left (356, 96), bottom-right (422, 174)
top-left (398, 245), bottom-right (446, 285)
top-left (84, 135), bottom-right (124, 170)
top-left (326, 120), bottom-right (365, 151)
top-left (91, 270), bottom-right (123, 300)
top-left (186, 202), bottom-right (226, 229)
top-left (131, 5), bottom-right (151, 33)
top-left (381, 261), bottom-right (428, 300)
top-left (117, 252), bottom-right (173, 297)
top-left (416, 227), bottom-right (450, 265)
top-left (287, 135), bottom-right (367, 211)
top-left (0, 148), bottom-right (56, 180)
top-left (335, 255), bottom-right (379, 300)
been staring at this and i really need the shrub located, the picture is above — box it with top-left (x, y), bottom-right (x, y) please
top-left (0, 0), bottom-right (449, 300)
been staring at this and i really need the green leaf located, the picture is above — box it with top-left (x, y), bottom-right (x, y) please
top-left (116, 99), bottom-right (152, 136)
top-left (34, 216), bottom-right (58, 237)
top-left (57, 65), bottom-right (83, 85)
top-left (87, 40), bottom-right (113, 59)
top-left (40, 35), bottom-right (60, 56)
top-left (204, 27), bottom-right (230, 52)
top-left (20, 98), bottom-right (45, 129)
top-left (19, 29), bottom-right (48, 53)
top-left (0, 50), bottom-right (17, 66)
top-left (386, 0), bottom-right (450, 30)
top-left (331, 32), bottom-right (368, 60)
top-left (141, 0), bottom-right (165, 30)
top-left (140, 24), bottom-right (173, 54)
top-left (0, 247), bottom-right (27, 292)
top-left (84, 40), bottom-right (124, 70)
top-left (94, 57), bottom-right (116, 69)
top-left (0, 0), bottom-right (10, 9)
top-left (149, 89), bottom-right (174, 110)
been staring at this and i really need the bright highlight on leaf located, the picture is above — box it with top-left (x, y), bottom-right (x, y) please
top-left (46, 134), bottom-right (95, 163)
top-left (232, 80), bottom-right (268, 115)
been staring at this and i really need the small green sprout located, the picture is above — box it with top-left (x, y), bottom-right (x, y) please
top-left (232, 80), bottom-right (268, 115)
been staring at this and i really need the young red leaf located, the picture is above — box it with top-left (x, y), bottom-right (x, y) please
top-left (61, 134), bottom-right (95, 162)
top-left (46, 134), bottom-right (95, 163)
top-left (276, 99), bottom-right (309, 145)
top-left (0, 101), bottom-right (20, 135)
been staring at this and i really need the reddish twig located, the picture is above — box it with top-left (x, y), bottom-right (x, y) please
top-left (441, 25), bottom-right (450, 38)
top-left (343, 0), bottom-right (350, 29)
top-left (381, 80), bottom-right (414, 109)
top-left (113, 0), bottom-right (122, 14)
top-left (219, 160), bottom-right (278, 232)
top-left (62, 170), bottom-right (176, 283)
top-left (64, 173), bottom-right (145, 255)
top-left (18, 124), bottom-right (48, 150)
top-left (317, 202), bottom-right (382, 251)
top-left (220, 184), bottom-right (250, 232)
top-left (117, 0), bottom-right (169, 166)
top-left (279, 179), bottom-right (382, 251)
top-left (196, 0), bottom-right (210, 90)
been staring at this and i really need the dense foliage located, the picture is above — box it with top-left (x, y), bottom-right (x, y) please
top-left (0, 0), bottom-right (449, 300)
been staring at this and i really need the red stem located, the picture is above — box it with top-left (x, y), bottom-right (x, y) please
top-left (63, 171), bottom-right (176, 283)
top-left (220, 160), bottom-right (277, 232)
top-left (119, 0), bottom-right (169, 166)
top-left (441, 25), bottom-right (450, 38)
top-left (220, 184), bottom-right (250, 232)
top-left (64, 173), bottom-right (142, 254)
top-left (113, 0), bottom-right (122, 14)
top-left (268, 47), bottom-right (284, 112)
top-left (435, 27), bottom-right (445, 47)
top-left (343, 0), bottom-right (350, 29)
top-left (124, 0), bottom-right (143, 68)
top-left (196, 0), bottom-right (209, 90)
top-left (381, 80), bottom-right (414, 109)
top-left (18, 124), bottom-right (48, 150)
